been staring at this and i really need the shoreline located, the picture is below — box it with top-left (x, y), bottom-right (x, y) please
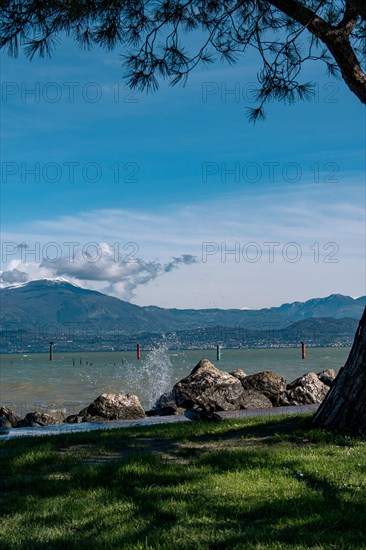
top-left (1, 348), bottom-right (347, 416)
top-left (0, 404), bottom-right (319, 440)
top-left (0, 344), bottom-right (352, 356)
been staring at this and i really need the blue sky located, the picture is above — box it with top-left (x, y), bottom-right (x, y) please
top-left (1, 35), bottom-right (365, 308)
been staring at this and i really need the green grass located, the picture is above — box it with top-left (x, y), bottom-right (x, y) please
top-left (1, 414), bottom-right (366, 549)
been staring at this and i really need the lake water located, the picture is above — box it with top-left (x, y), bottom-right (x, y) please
top-left (0, 344), bottom-right (350, 416)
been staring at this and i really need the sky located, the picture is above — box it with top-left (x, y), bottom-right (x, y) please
top-left (1, 31), bottom-right (365, 309)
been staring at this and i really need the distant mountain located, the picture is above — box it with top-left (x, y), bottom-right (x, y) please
top-left (0, 278), bottom-right (159, 331)
top-left (272, 294), bottom-right (366, 320)
top-left (0, 279), bottom-right (364, 352)
top-left (155, 317), bottom-right (359, 350)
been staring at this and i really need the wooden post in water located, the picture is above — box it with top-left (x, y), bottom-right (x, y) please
top-left (137, 343), bottom-right (141, 360)
top-left (49, 342), bottom-right (54, 361)
top-left (216, 344), bottom-right (221, 361)
top-left (301, 341), bottom-right (306, 360)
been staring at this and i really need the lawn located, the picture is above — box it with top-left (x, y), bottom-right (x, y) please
top-left (1, 414), bottom-right (366, 549)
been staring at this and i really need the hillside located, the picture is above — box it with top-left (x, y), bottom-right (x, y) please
top-left (0, 279), bottom-right (364, 352)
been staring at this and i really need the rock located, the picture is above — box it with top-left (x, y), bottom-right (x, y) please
top-left (173, 359), bottom-right (245, 412)
top-left (81, 393), bottom-right (145, 421)
top-left (17, 411), bottom-right (59, 427)
top-left (284, 372), bottom-right (330, 405)
top-left (145, 406), bottom-right (177, 417)
top-left (145, 409), bottom-right (157, 417)
top-left (45, 409), bottom-right (66, 423)
top-left (241, 389), bottom-right (273, 409)
top-left (199, 410), bottom-right (222, 422)
top-left (80, 415), bottom-right (110, 423)
top-left (184, 408), bottom-right (202, 421)
top-left (149, 392), bottom-right (185, 416)
top-left (65, 414), bottom-right (84, 424)
top-left (184, 408), bottom-right (222, 422)
top-left (0, 417), bottom-right (12, 434)
top-left (229, 369), bottom-right (248, 383)
top-left (0, 406), bottom-right (21, 428)
top-left (317, 368), bottom-right (337, 387)
top-left (154, 391), bottom-right (176, 409)
top-left (240, 371), bottom-right (286, 405)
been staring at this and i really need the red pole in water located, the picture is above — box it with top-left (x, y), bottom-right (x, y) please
top-left (301, 341), bottom-right (306, 360)
top-left (137, 343), bottom-right (141, 360)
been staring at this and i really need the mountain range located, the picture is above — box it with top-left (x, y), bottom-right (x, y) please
top-left (0, 279), bottom-right (364, 352)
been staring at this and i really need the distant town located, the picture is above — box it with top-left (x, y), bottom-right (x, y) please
top-left (0, 280), bottom-right (362, 353)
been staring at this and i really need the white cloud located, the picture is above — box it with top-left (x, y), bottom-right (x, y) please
top-left (39, 243), bottom-right (197, 301)
top-left (1, 182), bottom-right (364, 307)
top-left (0, 268), bottom-right (29, 284)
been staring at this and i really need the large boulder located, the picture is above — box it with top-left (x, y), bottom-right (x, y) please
top-left (0, 417), bottom-right (12, 434)
top-left (81, 393), bottom-right (145, 421)
top-left (0, 406), bottom-right (21, 428)
top-left (240, 371), bottom-right (286, 405)
top-left (17, 411), bottom-right (59, 427)
top-left (173, 359), bottom-right (246, 411)
top-left (241, 389), bottom-right (273, 409)
top-left (283, 372), bottom-right (330, 405)
top-left (317, 368), bottom-right (337, 387)
top-left (229, 369), bottom-right (248, 384)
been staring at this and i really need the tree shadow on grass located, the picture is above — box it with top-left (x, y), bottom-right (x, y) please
top-left (1, 417), bottom-right (366, 549)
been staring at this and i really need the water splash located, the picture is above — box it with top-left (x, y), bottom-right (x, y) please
top-left (133, 335), bottom-right (180, 409)
top-left (77, 367), bottom-right (104, 397)
top-left (71, 335), bottom-right (183, 409)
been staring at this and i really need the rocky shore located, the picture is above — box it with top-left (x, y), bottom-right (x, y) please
top-left (0, 359), bottom-right (337, 433)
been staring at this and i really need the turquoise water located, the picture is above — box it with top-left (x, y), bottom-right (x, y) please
top-left (0, 346), bottom-right (350, 416)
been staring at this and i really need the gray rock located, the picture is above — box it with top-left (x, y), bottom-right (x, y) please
top-left (317, 368), bottom-right (337, 387)
top-left (65, 414), bottom-right (84, 424)
top-left (0, 406), bottom-right (21, 428)
top-left (154, 391), bottom-right (176, 409)
top-left (45, 409), bottom-right (66, 423)
top-left (199, 410), bottom-right (222, 422)
top-left (152, 392), bottom-right (185, 416)
top-left (184, 408), bottom-right (202, 421)
top-left (240, 371), bottom-right (286, 405)
top-left (284, 372), bottom-right (330, 405)
top-left (145, 406), bottom-right (177, 417)
top-left (81, 393), bottom-right (145, 421)
top-left (173, 359), bottom-right (246, 412)
top-left (149, 391), bottom-right (185, 416)
top-left (0, 417), bottom-right (12, 434)
top-left (184, 408), bottom-right (222, 422)
top-left (17, 411), bottom-right (59, 427)
top-left (80, 415), bottom-right (109, 423)
top-left (241, 389), bottom-right (273, 409)
top-left (229, 369), bottom-right (248, 383)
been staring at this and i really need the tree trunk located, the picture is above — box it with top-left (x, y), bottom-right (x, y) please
top-left (313, 307), bottom-right (366, 430)
top-left (322, 31), bottom-right (366, 106)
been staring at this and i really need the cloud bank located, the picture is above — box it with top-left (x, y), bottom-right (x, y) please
top-left (1, 181), bottom-right (364, 308)
top-left (1, 245), bottom-right (197, 302)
